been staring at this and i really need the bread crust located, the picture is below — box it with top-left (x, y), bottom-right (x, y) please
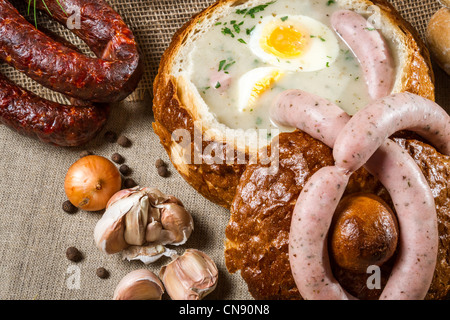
top-left (152, 0), bottom-right (435, 208)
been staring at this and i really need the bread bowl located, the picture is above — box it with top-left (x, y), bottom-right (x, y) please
top-left (153, 0), bottom-right (434, 208)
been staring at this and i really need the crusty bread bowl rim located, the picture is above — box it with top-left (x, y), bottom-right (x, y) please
top-left (156, 0), bottom-right (434, 157)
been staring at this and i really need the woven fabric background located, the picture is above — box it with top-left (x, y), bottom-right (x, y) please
top-left (0, 0), bottom-right (448, 300)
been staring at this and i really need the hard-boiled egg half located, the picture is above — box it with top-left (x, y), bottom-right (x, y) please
top-left (237, 15), bottom-right (339, 112)
top-left (249, 14), bottom-right (340, 72)
top-left (237, 67), bottom-right (283, 111)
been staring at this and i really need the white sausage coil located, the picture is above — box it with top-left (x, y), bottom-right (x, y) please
top-left (331, 10), bottom-right (395, 100)
top-left (271, 89), bottom-right (447, 300)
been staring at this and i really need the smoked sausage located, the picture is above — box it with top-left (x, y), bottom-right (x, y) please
top-left (0, 0), bottom-right (143, 103)
top-left (0, 72), bottom-right (109, 146)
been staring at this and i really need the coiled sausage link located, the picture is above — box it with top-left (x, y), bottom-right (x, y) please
top-left (0, 0), bottom-right (143, 102)
top-left (330, 10), bottom-right (395, 100)
top-left (272, 89), bottom-right (439, 300)
top-left (0, 72), bottom-right (109, 146)
top-left (333, 92), bottom-right (450, 172)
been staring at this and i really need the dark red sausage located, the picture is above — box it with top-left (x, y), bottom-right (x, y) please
top-left (0, 72), bottom-right (109, 146)
top-left (0, 0), bottom-right (143, 102)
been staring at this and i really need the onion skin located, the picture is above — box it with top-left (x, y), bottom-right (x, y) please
top-left (64, 155), bottom-right (122, 211)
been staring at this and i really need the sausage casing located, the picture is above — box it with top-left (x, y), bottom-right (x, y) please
top-left (0, 72), bottom-right (109, 146)
top-left (0, 0), bottom-right (143, 103)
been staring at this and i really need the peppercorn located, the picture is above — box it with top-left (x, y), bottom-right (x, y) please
top-left (119, 164), bottom-right (132, 176)
top-left (157, 165), bottom-right (169, 177)
top-left (123, 178), bottom-right (137, 189)
top-left (104, 130), bottom-right (117, 143)
top-left (62, 200), bottom-right (78, 214)
top-left (117, 135), bottom-right (131, 147)
top-left (111, 153), bottom-right (125, 164)
top-left (96, 267), bottom-right (110, 279)
top-left (66, 247), bottom-right (83, 262)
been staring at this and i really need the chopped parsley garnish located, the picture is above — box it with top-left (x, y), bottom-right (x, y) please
top-left (221, 27), bottom-right (235, 38)
top-left (327, 0), bottom-right (336, 5)
top-left (280, 16), bottom-right (288, 21)
top-left (246, 25), bottom-right (256, 35)
top-left (218, 60), bottom-right (227, 71)
top-left (215, 82), bottom-right (221, 89)
top-left (218, 59), bottom-right (236, 72)
top-left (365, 27), bottom-right (376, 31)
top-left (238, 38), bottom-right (247, 44)
top-left (236, 1), bottom-right (276, 18)
top-left (326, 61), bottom-right (330, 67)
top-left (223, 60), bottom-right (236, 70)
top-left (319, 36), bottom-right (326, 42)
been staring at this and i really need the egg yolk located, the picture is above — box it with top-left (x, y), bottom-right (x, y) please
top-left (247, 70), bottom-right (283, 109)
top-left (261, 24), bottom-right (308, 59)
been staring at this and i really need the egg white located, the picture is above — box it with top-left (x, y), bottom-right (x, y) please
top-left (237, 67), bottom-right (284, 112)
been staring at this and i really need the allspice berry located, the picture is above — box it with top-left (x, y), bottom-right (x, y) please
top-left (157, 165), bottom-right (169, 177)
top-left (62, 200), bottom-right (78, 214)
top-left (155, 158), bottom-right (165, 168)
top-left (111, 153), bottom-right (125, 164)
top-left (329, 193), bottom-right (399, 273)
top-left (119, 164), bottom-right (132, 176)
top-left (117, 135), bottom-right (131, 148)
top-left (66, 247), bottom-right (83, 262)
top-left (96, 267), bottom-right (110, 279)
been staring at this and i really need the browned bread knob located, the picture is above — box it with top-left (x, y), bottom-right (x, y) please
top-left (427, 7), bottom-right (450, 75)
top-left (329, 193), bottom-right (399, 273)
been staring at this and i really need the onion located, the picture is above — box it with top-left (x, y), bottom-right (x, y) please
top-left (64, 155), bottom-right (122, 211)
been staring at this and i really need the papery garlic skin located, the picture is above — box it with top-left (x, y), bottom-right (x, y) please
top-left (94, 187), bottom-right (194, 263)
top-left (122, 245), bottom-right (177, 265)
top-left (113, 269), bottom-right (164, 300)
top-left (159, 249), bottom-right (218, 300)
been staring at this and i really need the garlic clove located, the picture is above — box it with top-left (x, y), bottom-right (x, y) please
top-left (123, 195), bottom-right (149, 246)
top-left (122, 244), bottom-right (177, 265)
top-left (159, 203), bottom-right (194, 245)
top-left (159, 249), bottom-right (218, 300)
top-left (145, 221), bottom-right (163, 243)
top-left (94, 193), bottom-right (140, 254)
top-left (113, 269), bottom-right (164, 300)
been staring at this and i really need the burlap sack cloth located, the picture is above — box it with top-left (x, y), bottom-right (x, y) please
top-left (0, 0), bottom-right (448, 300)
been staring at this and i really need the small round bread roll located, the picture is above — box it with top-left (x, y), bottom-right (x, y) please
top-left (329, 193), bottom-right (399, 273)
top-left (427, 7), bottom-right (450, 75)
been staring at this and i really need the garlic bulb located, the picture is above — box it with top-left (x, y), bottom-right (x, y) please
top-left (159, 249), bottom-right (218, 300)
top-left (113, 269), bottom-right (164, 300)
top-left (94, 187), bottom-right (194, 263)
